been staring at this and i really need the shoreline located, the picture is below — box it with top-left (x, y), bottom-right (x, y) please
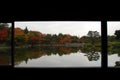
top-left (14, 43), bottom-right (102, 48)
top-left (15, 43), bottom-right (84, 48)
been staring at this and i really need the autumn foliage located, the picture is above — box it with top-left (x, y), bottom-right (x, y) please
top-left (0, 23), bottom-right (11, 45)
top-left (28, 37), bottom-right (40, 44)
top-left (14, 27), bottom-right (81, 46)
top-left (0, 29), bottom-right (8, 40)
top-left (14, 28), bottom-right (24, 37)
top-left (14, 27), bottom-right (43, 46)
top-left (14, 27), bottom-right (101, 47)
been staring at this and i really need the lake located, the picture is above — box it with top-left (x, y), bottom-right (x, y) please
top-left (14, 46), bottom-right (101, 68)
top-left (0, 48), bottom-right (11, 65)
top-left (108, 48), bottom-right (120, 67)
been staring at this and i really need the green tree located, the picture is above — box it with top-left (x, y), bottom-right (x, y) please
top-left (42, 34), bottom-right (52, 44)
top-left (52, 34), bottom-right (58, 43)
top-left (79, 36), bottom-right (90, 43)
top-left (71, 36), bottom-right (79, 43)
top-left (15, 35), bottom-right (25, 46)
top-left (115, 30), bottom-right (120, 41)
top-left (45, 34), bottom-right (52, 39)
top-left (87, 31), bottom-right (100, 38)
top-left (58, 33), bottom-right (64, 38)
top-left (87, 31), bottom-right (100, 44)
top-left (85, 51), bottom-right (100, 61)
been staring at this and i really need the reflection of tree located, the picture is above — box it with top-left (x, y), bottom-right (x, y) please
top-left (81, 46), bottom-right (100, 61)
top-left (115, 61), bottom-right (120, 67)
top-left (15, 46), bottom-right (101, 65)
top-left (108, 46), bottom-right (120, 67)
top-left (25, 58), bottom-right (28, 64)
top-left (0, 48), bottom-right (11, 65)
top-left (108, 47), bottom-right (120, 56)
top-left (84, 51), bottom-right (100, 61)
top-left (14, 48), bottom-right (46, 65)
top-left (14, 47), bottom-right (80, 64)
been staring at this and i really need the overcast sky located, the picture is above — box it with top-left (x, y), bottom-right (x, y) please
top-left (8, 23), bottom-right (12, 27)
top-left (15, 21), bottom-right (101, 37)
top-left (107, 21), bottom-right (120, 36)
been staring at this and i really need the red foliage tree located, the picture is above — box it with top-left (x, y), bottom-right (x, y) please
top-left (59, 34), bottom-right (72, 44)
top-left (28, 37), bottom-right (41, 47)
top-left (31, 37), bottom-right (40, 43)
top-left (0, 29), bottom-right (8, 41)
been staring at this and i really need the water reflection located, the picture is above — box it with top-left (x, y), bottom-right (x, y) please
top-left (15, 46), bottom-right (101, 67)
top-left (108, 47), bottom-right (120, 67)
top-left (81, 46), bottom-right (100, 61)
top-left (0, 48), bottom-right (11, 65)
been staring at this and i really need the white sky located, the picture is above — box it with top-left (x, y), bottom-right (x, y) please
top-left (15, 21), bottom-right (101, 37)
top-left (107, 21), bottom-right (120, 36)
top-left (8, 23), bottom-right (12, 27)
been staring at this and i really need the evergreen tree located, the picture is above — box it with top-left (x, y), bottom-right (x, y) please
top-left (24, 26), bottom-right (28, 34)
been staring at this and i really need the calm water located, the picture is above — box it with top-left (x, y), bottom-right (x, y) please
top-left (108, 48), bottom-right (120, 67)
top-left (14, 46), bottom-right (101, 67)
top-left (0, 48), bottom-right (11, 65)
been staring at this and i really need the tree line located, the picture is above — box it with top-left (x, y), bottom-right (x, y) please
top-left (15, 46), bottom-right (100, 64)
top-left (14, 27), bottom-right (101, 47)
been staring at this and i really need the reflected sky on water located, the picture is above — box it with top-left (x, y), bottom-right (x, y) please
top-left (108, 54), bottom-right (120, 67)
top-left (15, 47), bottom-right (101, 68)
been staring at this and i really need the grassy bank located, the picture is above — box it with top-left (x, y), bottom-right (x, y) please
top-left (108, 42), bottom-right (120, 47)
